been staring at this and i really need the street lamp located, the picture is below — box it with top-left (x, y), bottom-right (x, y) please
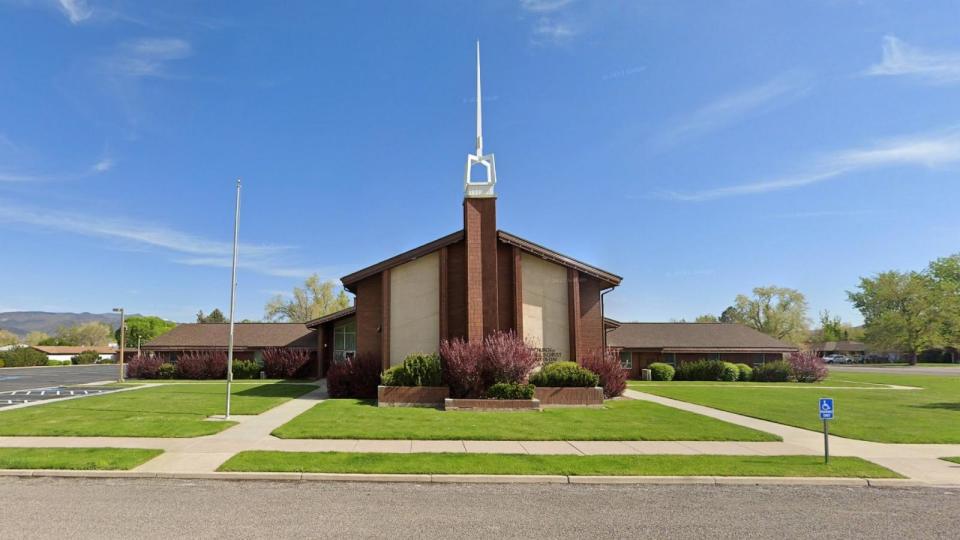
top-left (113, 307), bottom-right (125, 383)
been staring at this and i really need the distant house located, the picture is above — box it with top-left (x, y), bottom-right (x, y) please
top-left (606, 321), bottom-right (798, 378)
top-left (30, 345), bottom-right (117, 363)
top-left (142, 323), bottom-right (317, 366)
top-left (813, 341), bottom-right (867, 359)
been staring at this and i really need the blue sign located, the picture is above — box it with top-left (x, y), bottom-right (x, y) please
top-left (819, 398), bottom-right (834, 420)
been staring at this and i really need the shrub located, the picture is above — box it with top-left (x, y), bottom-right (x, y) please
top-left (720, 362), bottom-right (739, 382)
top-left (126, 354), bottom-right (164, 379)
top-left (382, 353), bottom-right (442, 386)
top-left (753, 360), bottom-right (792, 382)
top-left (232, 359), bottom-right (260, 379)
top-left (327, 353), bottom-right (381, 398)
top-left (529, 361), bottom-right (599, 387)
top-left (580, 348), bottom-right (627, 398)
top-left (0, 347), bottom-right (48, 367)
top-left (788, 351), bottom-right (828, 383)
top-left (71, 350), bottom-right (101, 365)
top-left (674, 359), bottom-right (728, 381)
top-left (440, 330), bottom-right (538, 398)
top-left (158, 363), bottom-right (176, 379)
top-left (0, 358), bottom-right (4, 368)
top-left (648, 362), bottom-right (675, 381)
top-left (735, 363), bottom-right (753, 382)
top-left (262, 348), bottom-right (312, 379)
top-left (175, 351), bottom-right (227, 380)
top-left (486, 382), bottom-right (535, 400)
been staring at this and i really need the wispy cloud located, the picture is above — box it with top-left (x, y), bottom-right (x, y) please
top-left (520, 0), bottom-right (574, 13)
top-left (57, 0), bottom-right (90, 24)
top-left (531, 19), bottom-right (578, 45)
top-left (655, 71), bottom-right (814, 148)
top-left (91, 157), bottom-right (114, 173)
top-left (864, 35), bottom-right (960, 84)
top-left (0, 198), bottom-right (317, 277)
top-left (661, 128), bottom-right (960, 201)
top-left (0, 157), bottom-right (113, 182)
top-left (104, 38), bottom-right (192, 79)
top-left (520, 0), bottom-right (579, 45)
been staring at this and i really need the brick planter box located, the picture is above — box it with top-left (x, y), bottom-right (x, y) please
top-left (377, 386), bottom-right (449, 408)
top-left (533, 387), bottom-right (605, 407)
top-left (444, 398), bottom-right (541, 412)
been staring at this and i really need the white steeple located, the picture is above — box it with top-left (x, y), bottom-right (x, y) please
top-left (464, 41), bottom-right (496, 198)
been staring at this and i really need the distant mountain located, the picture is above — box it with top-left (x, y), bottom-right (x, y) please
top-left (0, 311), bottom-right (128, 337)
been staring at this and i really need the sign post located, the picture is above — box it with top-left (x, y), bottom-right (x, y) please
top-left (819, 398), bottom-right (834, 464)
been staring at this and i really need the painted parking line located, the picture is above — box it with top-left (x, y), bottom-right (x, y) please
top-left (0, 386), bottom-right (117, 408)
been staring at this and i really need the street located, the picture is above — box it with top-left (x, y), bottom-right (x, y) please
top-left (0, 365), bottom-right (117, 393)
top-left (830, 365), bottom-right (960, 377)
top-left (0, 478), bottom-right (957, 539)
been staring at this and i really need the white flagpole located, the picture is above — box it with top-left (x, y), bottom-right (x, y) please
top-left (225, 179), bottom-right (241, 419)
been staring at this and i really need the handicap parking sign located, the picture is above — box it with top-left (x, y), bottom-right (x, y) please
top-left (819, 398), bottom-right (834, 420)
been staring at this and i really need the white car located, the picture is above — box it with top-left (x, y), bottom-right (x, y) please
top-left (823, 354), bottom-right (853, 364)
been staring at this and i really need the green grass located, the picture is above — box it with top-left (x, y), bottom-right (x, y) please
top-left (219, 451), bottom-right (899, 478)
top-left (0, 382), bottom-right (316, 437)
top-left (272, 399), bottom-right (778, 441)
top-left (0, 447), bottom-right (163, 470)
top-left (631, 372), bottom-right (960, 443)
top-left (941, 457), bottom-right (960, 465)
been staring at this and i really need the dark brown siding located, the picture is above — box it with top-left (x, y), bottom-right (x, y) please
top-left (578, 275), bottom-right (604, 359)
top-left (446, 239), bottom-right (467, 340)
top-left (355, 274), bottom-right (383, 363)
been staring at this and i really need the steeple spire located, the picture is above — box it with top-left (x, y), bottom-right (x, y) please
top-left (465, 41), bottom-right (496, 198)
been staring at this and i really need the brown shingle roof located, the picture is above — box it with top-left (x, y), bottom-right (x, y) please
top-left (340, 229), bottom-right (622, 290)
top-left (607, 322), bottom-right (797, 352)
top-left (143, 323), bottom-right (316, 351)
top-left (305, 306), bottom-right (356, 328)
top-left (815, 341), bottom-right (866, 353)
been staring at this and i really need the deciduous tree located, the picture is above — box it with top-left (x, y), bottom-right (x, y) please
top-left (55, 322), bottom-right (113, 346)
top-left (730, 286), bottom-right (810, 344)
top-left (115, 316), bottom-right (177, 348)
top-left (264, 274), bottom-right (351, 322)
top-left (24, 331), bottom-right (50, 346)
top-left (0, 329), bottom-right (18, 346)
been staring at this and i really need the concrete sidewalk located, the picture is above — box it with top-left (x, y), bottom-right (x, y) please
top-left (1, 384), bottom-right (959, 485)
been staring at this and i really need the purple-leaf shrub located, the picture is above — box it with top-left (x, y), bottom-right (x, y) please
top-left (126, 354), bottom-right (163, 379)
top-left (482, 330), bottom-right (539, 386)
top-left (788, 350), bottom-right (828, 383)
top-left (175, 351), bottom-right (227, 380)
top-left (262, 348), bottom-right (313, 378)
top-left (440, 337), bottom-right (485, 398)
top-left (327, 354), bottom-right (381, 398)
top-left (440, 330), bottom-right (539, 398)
top-left (580, 348), bottom-right (627, 398)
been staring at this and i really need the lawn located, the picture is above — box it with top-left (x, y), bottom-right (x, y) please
top-left (0, 382), bottom-right (316, 437)
top-left (219, 451), bottom-right (898, 478)
top-left (631, 372), bottom-right (960, 443)
top-left (272, 399), bottom-right (778, 441)
top-left (0, 448), bottom-right (163, 470)
top-left (941, 457), bottom-right (960, 465)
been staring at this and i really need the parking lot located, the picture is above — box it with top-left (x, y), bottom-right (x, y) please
top-left (0, 386), bottom-right (119, 408)
top-left (0, 364), bottom-right (118, 393)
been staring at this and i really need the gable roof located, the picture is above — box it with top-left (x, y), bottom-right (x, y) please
top-left (340, 229), bottom-right (621, 290)
top-left (143, 323), bottom-right (316, 351)
top-left (607, 322), bottom-right (797, 352)
top-left (815, 340), bottom-right (866, 353)
top-left (31, 346), bottom-right (116, 355)
top-left (305, 306), bottom-right (356, 329)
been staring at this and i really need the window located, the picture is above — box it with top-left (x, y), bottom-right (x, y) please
top-left (709, 352), bottom-right (721, 361)
top-left (333, 320), bottom-right (357, 363)
top-left (619, 351), bottom-right (633, 369)
top-left (662, 352), bottom-right (676, 366)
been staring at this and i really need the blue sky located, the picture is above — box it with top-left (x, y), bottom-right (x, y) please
top-left (1, 1), bottom-right (959, 325)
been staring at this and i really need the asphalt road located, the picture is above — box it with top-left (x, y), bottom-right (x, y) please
top-left (830, 365), bottom-right (960, 377)
top-left (0, 365), bottom-right (118, 392)
top-left (1, 478), bottom-right (957, 539)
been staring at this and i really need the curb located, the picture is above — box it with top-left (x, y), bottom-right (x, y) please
top-left (0, 469), bottom-right (954, 488)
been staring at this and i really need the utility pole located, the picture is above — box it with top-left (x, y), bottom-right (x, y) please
top-left (113, 307), bottom-right (125, 382)
top-left (225, 179), bottom-right (241, 419)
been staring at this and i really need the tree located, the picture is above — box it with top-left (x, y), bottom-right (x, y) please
top-left (0, 329), bottom-right (18, 346)
top-left (848, 270), bottom-right (938, 365)
top-left (926, 254), bottom-right (960, 354)
top-left (694, 314), bottom-right (719, 323)
top-left (24, 331), bottom-right (50, 346)
top-left (115, 316), bottom-right (177, 348)
top-left (818, 310), bottom-right (848, 342)
top-left (729, 286), bottom-right (810, 344)
top-left (197, 308), bottom-right (228, 324)
top-left (55, 322), bottom-right (113, 346)
top-left (264, 274), bottom-right (352, 322)
top-left (719, 306), bottom-right (739, 323)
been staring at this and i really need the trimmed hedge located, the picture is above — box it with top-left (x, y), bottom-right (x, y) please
top-left (753, 360), bottom-right (792, 382)
top-left (232, 359), bottom-right (260, 379)
top-left (158, 363), bottom-right (175, 379)
top-left (487, 382), bottom-right (535, 400)
top-left (381, 353), bottom-right (442, 387)
top-left (675, 359), bottom-right (728, 381)
top-left (529, 361), bottom-right (599, 387)
top-left (720, 362), bottom-right (739, 382)
top-left (735, 363), bottom-right (753, 382)
top-left (71, 350), bottom-right (101, 365)
top-left (648, 362), bottom-right (675, 381)
top-left (0, 347), bottom-right (48, 367)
